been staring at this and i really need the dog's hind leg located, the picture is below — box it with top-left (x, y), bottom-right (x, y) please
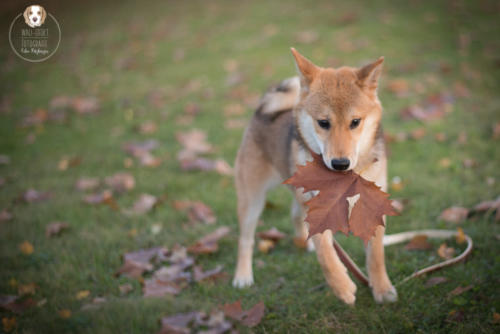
top-left (233, 141), bottom-right (279, 288)
top-left (291, 195), bottom-right (315, 251)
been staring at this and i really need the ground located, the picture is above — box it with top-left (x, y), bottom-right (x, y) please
top-left (0, 0), bottom-right (499, 333)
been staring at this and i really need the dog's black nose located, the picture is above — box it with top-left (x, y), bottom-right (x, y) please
top-left (33, 17), bottom-right (38, 21)
top-left (331, 158), bottom-right (350, 171)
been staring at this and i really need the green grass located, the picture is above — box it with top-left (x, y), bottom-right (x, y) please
top-left (0, 0), bottom-right (499, 333)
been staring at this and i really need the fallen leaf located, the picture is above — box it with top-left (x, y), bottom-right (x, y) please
top-left (493, 122), bottom-right (500, 139)
top-left (124, 194), bottom-right (157, 215)
top-left (284, 152), bottom-right (397, 244)
top-left (71, 96), bottom-right (100, 114)
top-left (123, 140), bottom-right (160, 166)
top-left (437, 243), bottom-right (455, 260)
top-left (188, 226), bottom-right (230, 254)
top-left (117, 246), bottom-right (169, 278)
top-left (0, 209), bottom-right (12, 222)
top-left (439, 206), bottom-right (469, 223)
top-left (18, 283), bottom-right (36, 296)
top-left (45, 222), bottom-right (69, 237)
top-left (176, 129), bottom-right (213, 155)
top-left (0, 296), bottom-right (35, 314)
top-left (193, 265), bottom-right (225, 282)
top-left (137, 121), bottom-right (158, 134)
top-left (184, 102), bottom-right (201, 116)
top-left (22, 189), bottom-right (51, 203)
top-left (83, 190), bottom-right (118, 210)
top-left (159, 312), bottom-right (200, 334)
top-left (0, 155), bottom-right (10, 165)
top-left (224, 103), bottom-right (245, 116)
top-left (174, 201), bottom-right (217, 225)
top-left (456, 227), bottom-right (466, 244)
top-left (58, 309), bottom-right (72, 319)
top-left (58, 156), bottom-right (82, 171)
top-left (405, 235), bottom-right (433, 250)
top-left (472, 196), bottom-right (500, 221)
top-left (336, 12), bottom-right (358, 25)
top-left (123, 139), bottom-right (159, 156)
top-left (438, 157), bottom-right (452, 168)
top-left (258, 240), bottom-right (275, 253)
top-left (75, 177), bottom-right (100, 191)
top-left (387, 79), bottom-right (409, 97)
top-left (457, 131), bottom-right (468, 144)
top-left (462, 158), bottom-right (477, 168)
top-left (221, 300), bottom-right (265, 327)
top-left (179, 156), bottom-right (233, 176)
top-left (410, 128), bottom-right (426, 140)
top-left (449, 284), bottom-right (474, 297)
top-left (19, 241), bottom-right (34, 255)
top-left (143, 278), bottom-right (182, 297)
top-left (493, 312), bottom-right (500, 324)
top-left (257, 227), bottom-right (286, 242)
top-left (400, 93), bottom-right (454, 122)
top-left (435, 132), bottom-right (447, 142)
top-left (105, 172), bottom-right (135, 193)
top-left (76, 290), bottom-right (90, 300)
top-left (425, 276), bottom-right (449, 287)
top-left (119, 283), bottom-right (133, 295)
top-left (2, 317), bottom-right (16, 333)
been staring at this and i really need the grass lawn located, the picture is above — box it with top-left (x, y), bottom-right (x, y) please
top-left (0, 0), bottom-right (499, 332)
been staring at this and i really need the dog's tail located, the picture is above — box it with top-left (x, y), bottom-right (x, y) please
top-left (256, 76), bottom-right (300, 115)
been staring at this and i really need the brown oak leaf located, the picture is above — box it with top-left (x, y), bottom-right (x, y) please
top-left (284, 153), bottom-right (397, 244)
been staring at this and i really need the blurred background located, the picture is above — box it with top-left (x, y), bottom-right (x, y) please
top-left (0, 0), bottom-right (499, 333)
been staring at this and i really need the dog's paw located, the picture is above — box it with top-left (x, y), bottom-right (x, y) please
top-left (232, 275), bottom-right (254, 288)
top-left (372, 284), bottom-right (398, 303)
top-left (306, 238), bottom-right (316, 252)
top-left (336, 279), bottom-right (357, 306)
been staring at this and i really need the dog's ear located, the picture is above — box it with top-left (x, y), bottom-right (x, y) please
top-left (356, 57), bottom-right (384, 94)
top-left (23, 6), bottom-right (30, 25)
top-left (291, 47), bottom-right (320, 93)
top-left (41, 6), bottom-right (47, 24)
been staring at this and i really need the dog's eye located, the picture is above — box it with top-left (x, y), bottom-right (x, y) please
top-left (317, 119), bottom-right (330, 130)
top-left (350, 118), bottom-right (361, 129)
top-left (38, 11), bottom-right (41, 14)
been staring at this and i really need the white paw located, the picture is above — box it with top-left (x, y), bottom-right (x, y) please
top-left (232, 275), bottom-right (254, 288)
top-left (306, 238), bottom-right (316, 252)
top-left (340, 278), bottom-right (357, 305)
top-left (372, 284), bottom-right (398, 303)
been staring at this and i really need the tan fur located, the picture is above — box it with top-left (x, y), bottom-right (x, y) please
top-left (233, 48), bottom-right (396, 305)
top-left (23, 5), bottom-right (47, 28)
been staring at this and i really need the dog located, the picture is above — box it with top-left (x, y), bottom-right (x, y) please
top-left (232, 48), bottom-right (397, 305)
top-left (23, 5), bottom-right (47, 28)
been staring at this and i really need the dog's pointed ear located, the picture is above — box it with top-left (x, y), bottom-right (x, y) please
top-left (291, 47), bottom-right (320, 92)
top-left (356, 57), bottom-right (384, 94)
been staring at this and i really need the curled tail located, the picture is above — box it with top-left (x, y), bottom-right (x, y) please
top-left (256, 76), bottom-right (300, 116)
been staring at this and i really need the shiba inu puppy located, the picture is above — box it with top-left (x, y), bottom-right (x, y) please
top-left (232, 48), bottom-right (397, 305)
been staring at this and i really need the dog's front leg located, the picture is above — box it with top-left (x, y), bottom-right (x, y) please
top-left (366, 223), bottom-right (398, 303)
top-left (312, 229), bottom-right (357, 305)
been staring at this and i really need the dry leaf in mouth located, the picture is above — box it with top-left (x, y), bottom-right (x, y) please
top-left (284, 152), bottom-right (397, 244)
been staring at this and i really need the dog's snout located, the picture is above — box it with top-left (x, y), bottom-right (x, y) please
top-left (32, 17), bottom-right (38, 22)
top-left (331, 158), bottom-right (350, 171)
